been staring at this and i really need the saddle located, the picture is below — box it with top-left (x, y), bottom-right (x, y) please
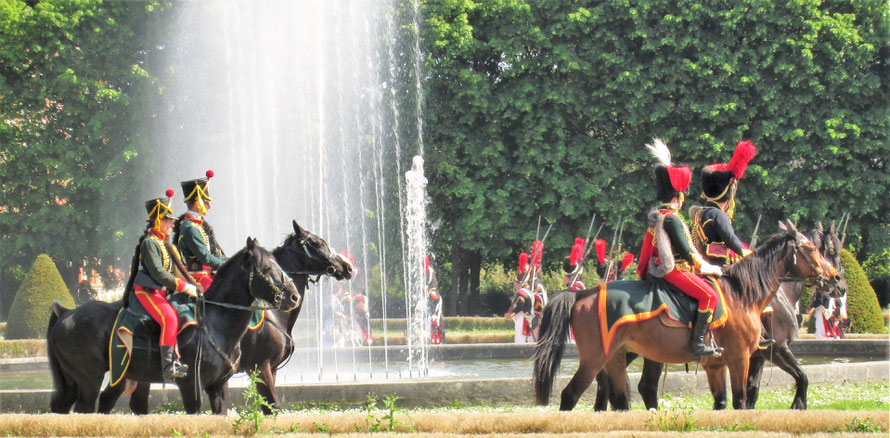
top-left (108, 294), bottom-right (197, 387)
top-left (597, 278), bottom-right (728, 355)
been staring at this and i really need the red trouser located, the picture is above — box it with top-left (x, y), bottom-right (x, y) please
top-left (662, 269), bottom-right (719, 311)
top-left (134, 285), bottom-right (178, 347)
top-left (191, 271), bottom-right (214, 291)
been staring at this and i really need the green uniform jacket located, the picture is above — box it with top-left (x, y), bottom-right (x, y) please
top-left (178, 214), bottom-right (226, 271)
top-left (134, 231), bottom-right (183, 292)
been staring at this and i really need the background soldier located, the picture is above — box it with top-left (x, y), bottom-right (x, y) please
top-left (176, 170), bottom-right (226, 290)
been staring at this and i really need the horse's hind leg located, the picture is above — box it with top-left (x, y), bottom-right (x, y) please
top-left (745, 354), bottom-right (767, 409)
top-left (50, 382), bottom-right (77, 413)
top-left (638, 358), bottom-right (663, 410)
top-left (256, 362), bottom-right (279, 414)
top-left (97, 383), bottom-right (125, 414)
top-left (593, 371), bottom-right (609, 411)
top-left (772, 346), bottom-right (808, 409)
top-left (560, 361), bottom-right (600, 411)
top-left (73, 384), bottom-right (101, 413)
top-left (129, 382), bottom-right (151, 415)
top-left (604, 353), bottom-right (630, 411)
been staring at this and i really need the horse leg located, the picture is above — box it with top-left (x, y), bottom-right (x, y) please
top-left (745, 354), bottom-right (767, 409)
top-left (178, 377), bottom-right (203, 414)
top-left (772, 345), bottom-right (808, 409)
top-left (704, 363), bottom-right (728, 410)
top-left (560, 360), bottom-right (601, 411)
top-left (593, 371), bottom-right (609, 412)
top-left (728, 355), bottom-right (751, 410)
top-left (604, 353), bottom-right (630, 411)
top-left (205, 381), bottom-right (227, 415)
top-left (255, 362), bottom-right (280, 414)
top-left (97, 383), bottom-right (125, 414)
top-left (129, 382), bottom-right (152, 415)
top-left (638, 358), bottom-right (663, 410)
top-left (50, 380), bottom-right (77, 414)
top-left (72, 383), bottom-right (101, 413)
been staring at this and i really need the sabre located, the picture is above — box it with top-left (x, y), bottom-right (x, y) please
top-left (749, 213), bottom-right (762, 249)
top-left (528, 222), bottom-right (554, 295)
top-left (840, 212), bottom-right (851, 248)
top-left (514, 222), bottom-right (554, 298)
top-left (603, 216), bottom-right (623, 282)
top-left (567, 214), bottom-right (597, 288)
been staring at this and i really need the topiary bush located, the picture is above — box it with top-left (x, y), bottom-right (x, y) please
top-left (840, 249), bottom-right (884, 334)
top-left (862, 249), bottom-right (890, 309)
top-left (5, 254), bottom-right (76, 340)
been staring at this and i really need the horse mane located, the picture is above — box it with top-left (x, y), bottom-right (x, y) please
top-left (722, 232), bottom-right (794, 307)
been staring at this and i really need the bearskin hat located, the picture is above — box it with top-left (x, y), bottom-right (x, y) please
top-left (561, 240), bottom-right (584, 275)
top-left (181, 169), bottom-right (215, 203)
top-left (647, 138), bottom-right (691, 203)
top-left (701, 141), bottom-right (756, 201)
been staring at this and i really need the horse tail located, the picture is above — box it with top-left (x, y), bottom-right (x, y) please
top-left (533, 289), bottom-right (576, 405)
top-left (47, 301), bottom-right (73, 413)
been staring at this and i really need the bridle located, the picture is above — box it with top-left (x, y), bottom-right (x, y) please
top-left (781, 233), bottom-right (829, 288)
top-left (281, 236), bottom-right (341, 284)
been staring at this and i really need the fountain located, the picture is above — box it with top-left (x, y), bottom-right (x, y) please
top-left (147, 0), bottom-right (428, 382)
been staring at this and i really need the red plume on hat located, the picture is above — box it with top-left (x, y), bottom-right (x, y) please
top-left (574, 237), bottom-right (585, 248)
top-left (531, 241), bottom-right (544, 269)
top-left (569, 242), bottom-right (583, 266)
top-left (518, 252), bottom-right (529, 273)
top-left (726, 141), bottom-right (756, 179)
top-left (620, 252), bottom-right (635, 271)
top-left (595, 239), bottom-right (606, 264)
top-left (423, 256), bottom-right (430, 274)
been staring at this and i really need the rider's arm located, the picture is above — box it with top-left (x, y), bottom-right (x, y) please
top-left (664, 215), bottom-right (701, 267)
top-left (636, 232), bottom-right (654, 280)
top-left (710, 209), bottom-right (747, 255)
top-left (180, 222), bottom-right (226, 269)
top-left (141, 238), bottom-right (185, 292)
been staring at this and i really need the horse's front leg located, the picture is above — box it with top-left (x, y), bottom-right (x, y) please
top-left (97, 382), bottom-right (125, 414)
top-left (178, 376), bottom-right (203, 414)
top-left (604, 353), bottom-right (630, 411)
top-left (745, 354), bottom-right (767, 409)
top-left (638, 358), bottom-right (663, 410)
top-left (205, 381), bottom-right (227, 415)
top-left (771, 345), bottom-right (808, 409)
top-left (703, 361), bottom-right (728, 410)
top-left (727, 353), bottom-right (751, 410)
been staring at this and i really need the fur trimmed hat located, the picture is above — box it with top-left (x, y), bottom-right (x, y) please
top-left (647, 139), bottom-right (691, 202)
top-left (701, 141), bottom-right (757, 201)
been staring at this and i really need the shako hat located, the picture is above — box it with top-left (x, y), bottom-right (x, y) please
top-left (181, 170), bottom-right (215, 203)
top-left (647, 138), bottom-right (691, 203)
top-left (701, 141), bottom-right (757, 202)
top-left (145, 189), bottom-right (176, 230)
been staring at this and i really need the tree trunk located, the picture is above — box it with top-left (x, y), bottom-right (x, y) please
top-left (447, 245), bottom-right (462, 316)
top-left (468, 251), bottom-right (481, 315)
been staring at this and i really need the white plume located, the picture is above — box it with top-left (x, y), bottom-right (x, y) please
top-left (645, 138), bottom-right (672, 166)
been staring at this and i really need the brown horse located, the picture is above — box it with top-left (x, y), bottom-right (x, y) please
top-left (534, 220), bottom-right (838, 411)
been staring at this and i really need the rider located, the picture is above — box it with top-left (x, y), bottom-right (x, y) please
top-left (562, 238), bottom-right (586, 290)
top-left (691, 140), bottom-right (773, 349)
top-left (130, 189), bottom-right (199, 381)
top-left (594, 238), bottom-right (636, 282)
top-left (425, 256), bottom-right (444, 344)
top-left (176, 170), bottom-right (226, 291)
top-left (636, 139), bottom-right (725, 358)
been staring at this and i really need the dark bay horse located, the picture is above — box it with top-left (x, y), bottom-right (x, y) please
top-left (109, 221), bottom-right (353, 414)
top-left (534, 221), bottom-right (838, 411)
top-left (47, 238), bottom-right (301, 414)
top-left (593, 221), bottom-right (848, 411)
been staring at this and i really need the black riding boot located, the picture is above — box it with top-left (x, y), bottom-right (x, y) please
top-left (160, 346), bottom-right (188, 382)
top-left (691, 309), bottom-right (723, 359)
top-left (758, 312), bottom-right (775, 349)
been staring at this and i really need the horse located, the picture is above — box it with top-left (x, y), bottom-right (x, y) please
top-left (506, 286), bottom-right (543, 343)
top-left (533, 220), bottom-right (839, 411)
top-left (47, 237), bottom-right (301, 414)
top-left (593, 221), bottom-right (848, 411)
top-left (108, 220), bottom-right (354, 414)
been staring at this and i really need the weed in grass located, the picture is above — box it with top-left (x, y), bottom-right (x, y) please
top-left (844, 417), bottom-right (884, 432)
top-left (644, 408), bottom-right (697, 432)
top-left (358, 393), bottom-right (415, 433)
top-left (153, 400), bottom-right (183, 414)
top-left (232, 368), bottom-right (276, 435)
top-left (171, 428), bottom-right (181, 437)
top-left (314, 422), bottom-right (330, 433)
top-left (450, 400), bottom-right (464, 409)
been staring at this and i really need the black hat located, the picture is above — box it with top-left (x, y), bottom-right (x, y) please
top-left (181, 169), bottom-right (214, 203)
top-left (647, 139), bottom-right (691, 203)
top-left (701, 141), bottom-right (757, 202)
top-left (145, 189), bottom-right (176, 228)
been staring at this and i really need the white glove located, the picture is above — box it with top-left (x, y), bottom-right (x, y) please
top-left (700, 263), bottom-right (723, 276)
top-left (183, 283), bottom-right (198, 298)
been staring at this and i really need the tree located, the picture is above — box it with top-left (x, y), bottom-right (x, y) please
top-left (0, 0), bottom-right (170, 316)
top-left (840, 249), bottom-right (884, 333)
top-left (5, 254), bottom-right (75, 339)
top-left (422, 0), bottom-right (889, 314)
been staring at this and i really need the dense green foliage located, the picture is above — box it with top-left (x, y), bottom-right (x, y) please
top-left (422, 0), bottom-right (890, 313)
top-left (840, 249), bottom-right (884, 333)
top-left (0, 0), bottom-right (169, 315)
top-left (862, 248), bottom-right (890, 308)
top-left (5, 254), bottom-right (75, 339)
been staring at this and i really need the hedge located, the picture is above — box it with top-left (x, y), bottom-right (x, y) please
top-left (840, 249), bottom-right (884, 334)
top-left (5, 255), bottom-right (75, 340)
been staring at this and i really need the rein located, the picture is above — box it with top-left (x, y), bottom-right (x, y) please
top-left (778, 234), bottom-right (825, 287)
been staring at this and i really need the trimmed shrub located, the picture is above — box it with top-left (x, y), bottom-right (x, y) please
top-left (862, 249), bottom-right (890, 309)
top-left (5, 254), bottom-right (75, 340)
top-left (840, 249), bottom-right (884, 334)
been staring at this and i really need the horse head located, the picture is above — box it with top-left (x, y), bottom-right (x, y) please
top-left (245, 237), bottom-right (301, 311)
top-left (808, 221), bottom-right (847, 298)
top-left (277, 220), bottom-right (355, 281)
top-left (779, 220), bottom-right (840, 294)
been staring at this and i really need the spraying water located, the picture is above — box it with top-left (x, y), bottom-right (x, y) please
top-left (403, 155), bottom-right (430, 376)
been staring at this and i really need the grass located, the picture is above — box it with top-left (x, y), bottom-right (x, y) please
top-left (648, 382), bottom-right (889, 411)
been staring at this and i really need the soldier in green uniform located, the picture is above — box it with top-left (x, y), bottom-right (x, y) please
top-left (176, 170), bottom-right (226, 290)
top-left (129, 189), bottom-right (199, 381)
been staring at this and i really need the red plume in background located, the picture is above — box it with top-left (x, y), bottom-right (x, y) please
top-left (569, 243), bottom-right (583, 266)
top-left (531, 241), bottom-right (544, 269)
top-left (727, 141), bottom-right (756, 179)
top-left (518, 252), bottom-right (529, 273)
top-left (620, 252), bottom-right (635, 271)
top-left (595, 239), bottom-right (606, 264)
top-left (423, 256), bottom-right (430, 274)
top-left (574, 237), bottom-right (585, 248)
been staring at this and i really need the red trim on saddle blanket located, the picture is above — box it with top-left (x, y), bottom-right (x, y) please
top-left (597, 279), bottom-right (730, 356)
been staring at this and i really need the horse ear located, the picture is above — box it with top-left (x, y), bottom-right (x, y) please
top-left (829, 221), bottom-right (837, 234)
top-left (292, 220), bottom-right (306, 237)
top-left (778, 221), bottom-right (788, 233)
top-left (785, 219), bottom-right (800, 235)
top-left (815, 222), bottom-right (824, 233)
top-left (246, 237), bottom-right (256, 250)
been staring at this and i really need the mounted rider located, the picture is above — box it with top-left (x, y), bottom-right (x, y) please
top-left (689, 140), bottom-right (773, 349)
top-left (425, 256), bottom-right (444, 344)
top-left (128, 189), bottom-right (199, 381)
top-left (562, 238), bottom-right (586, 290)
top-left (594, 238), bottom-right (636, 282)
top-left (176, 170), bottom-right (226, 291)
top-left (636, 139), bottom-right (725, 359)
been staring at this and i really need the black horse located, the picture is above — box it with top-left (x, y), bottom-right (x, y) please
top-left (47, 238), bottom-right (301, 414)
top-left (592, 221), bottom-right (847, 411)
top-left (115, 221), bottom-right (353, 414)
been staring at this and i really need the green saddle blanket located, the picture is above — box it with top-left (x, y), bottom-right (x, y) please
top-left (248, 299), bottom-right (266, 331)
top-left (597, 278), bottom-right (728, 355)
top-left (108, 294), bottom-right (197, 387)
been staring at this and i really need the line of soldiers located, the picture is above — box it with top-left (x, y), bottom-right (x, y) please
top-left (125, 170), bottom-right (226, 381)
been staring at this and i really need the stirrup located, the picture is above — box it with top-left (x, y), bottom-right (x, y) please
top-left (164, 360), bottom-right (188, 380)
top-left (758, 337), bottom-right (776, 350)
